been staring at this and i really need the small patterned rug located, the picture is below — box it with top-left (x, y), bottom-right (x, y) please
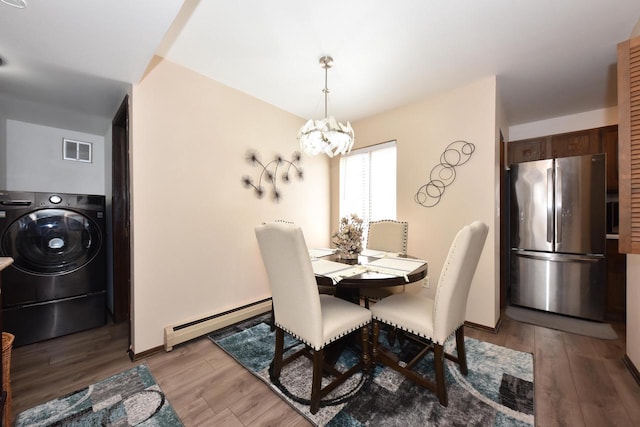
top-left (15, 364), bottom-right (182, 426)
top-left (209, 315), bottom-right (535, 426)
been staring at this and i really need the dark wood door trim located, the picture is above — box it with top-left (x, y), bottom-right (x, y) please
top-left (500, 130), bottom-right (507, 310)
top-left (112, 95), bottom-right (131, 326)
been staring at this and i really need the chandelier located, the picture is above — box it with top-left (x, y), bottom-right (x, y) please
top-left (298, 56), bottom-right (354, 158)
top-left (1, 0), bottom-right (27, 8)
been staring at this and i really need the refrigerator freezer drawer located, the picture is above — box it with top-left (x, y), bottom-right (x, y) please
top-left (510, 251), bottom-right (605, 321)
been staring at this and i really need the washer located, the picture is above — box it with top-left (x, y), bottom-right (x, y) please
top-left (0, 191), bottom-right (107, 346)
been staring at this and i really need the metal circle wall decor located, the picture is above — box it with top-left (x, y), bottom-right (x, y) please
top-left (242, 150), bottom-right (303, 202)
top-left (414, 140), bottom-right (475, 208)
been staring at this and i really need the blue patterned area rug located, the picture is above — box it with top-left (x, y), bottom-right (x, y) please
top-left (15, 364), bottom-right (182, 426)
top-left (208, 315), bottom-right (535, 426)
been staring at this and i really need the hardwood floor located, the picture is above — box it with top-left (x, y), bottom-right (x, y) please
top-left (8, 315), bottom-right (640, 426)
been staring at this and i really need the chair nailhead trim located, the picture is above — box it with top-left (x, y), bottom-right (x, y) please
top-left (276, 320), bottom-right (371, 351)
top-left (371, 316), bottom-right (462, 345)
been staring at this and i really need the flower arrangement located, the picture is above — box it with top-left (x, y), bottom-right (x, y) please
top-left (332, 214), bottom-right (364, 259)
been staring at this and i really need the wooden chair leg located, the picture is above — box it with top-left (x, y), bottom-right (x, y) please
top-left (387, 326), bottom-right (397, 346)
top-left (455, 326), bottom-right (468, 375)
top-left (310, 348), bottom-right (324, 414)
top-left (360, 325), bottom-right (370, 371)
top-left (434, 343), bottom-right (448, 406)
top-left (273, 326), bottom-right (371, 415)
top-left (371, 320), bottom-right (380, 362)
top-left (270, 328), bottom-right (284, 381)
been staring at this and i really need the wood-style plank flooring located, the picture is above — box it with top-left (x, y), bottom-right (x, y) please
top-left (8, 315), bottom-right (640, 426)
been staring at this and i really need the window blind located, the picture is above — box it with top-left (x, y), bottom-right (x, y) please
top-left (339, 141), bottom-right (397, 230)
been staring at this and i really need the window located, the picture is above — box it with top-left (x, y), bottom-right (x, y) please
top-left (63, 138), bottom-right (92, 163)
top-left (339, 140), bottom-right (397, 228)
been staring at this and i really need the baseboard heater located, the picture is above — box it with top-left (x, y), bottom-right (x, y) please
top-left (164, 298), bottom-right (272, 351)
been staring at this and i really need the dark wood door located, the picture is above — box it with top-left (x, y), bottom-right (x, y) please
top-left (112, 96), bottom-right (131, 325)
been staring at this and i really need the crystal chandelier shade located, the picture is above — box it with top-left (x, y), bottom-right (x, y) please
top-left (298, 56), bottom-right (354, 158)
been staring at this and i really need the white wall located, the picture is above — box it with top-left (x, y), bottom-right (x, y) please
top-left (508, 107), bottom-right (617, 141)
top-left (335, 77), bottom-right (500, 328)
top-left (6, 120), bottom-right (105, 195)
top-left (129, 57), bottom-right (331, 353)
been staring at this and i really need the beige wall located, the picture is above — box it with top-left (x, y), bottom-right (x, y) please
top-left (332, 77), bottom-right (501, 328)
top-left (130, 57), bottom-right (330, 353)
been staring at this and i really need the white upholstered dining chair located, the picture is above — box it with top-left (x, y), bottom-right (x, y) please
top-left (255, 222), bottom-right (372, 414)
top-left (274, 219), bottom-right (335, 293)
top-left (366, 219), bottom-right (408, 254)
top-left (360, 220), bottom-right (412, 307)
top-left (370, 221), bottom-right (488, 406)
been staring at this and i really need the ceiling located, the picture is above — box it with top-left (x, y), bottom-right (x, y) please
top-left (1, 0), bottom-right (639, 136)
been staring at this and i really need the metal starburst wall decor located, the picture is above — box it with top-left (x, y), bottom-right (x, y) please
top-left (241, 150), bottom-right (304, 202)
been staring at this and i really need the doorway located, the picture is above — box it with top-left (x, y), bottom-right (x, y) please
top-left (111, 96), bottom-right (131, 328)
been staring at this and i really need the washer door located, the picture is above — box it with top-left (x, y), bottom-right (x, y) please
top-left (1, 208), bottom-right (102, 275)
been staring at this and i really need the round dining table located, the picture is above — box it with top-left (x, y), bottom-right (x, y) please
top-left (313, 253), bottom-right (428, 303)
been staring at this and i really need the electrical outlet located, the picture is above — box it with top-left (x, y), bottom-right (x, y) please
top-left (422, 276), bottom-right (430, 288)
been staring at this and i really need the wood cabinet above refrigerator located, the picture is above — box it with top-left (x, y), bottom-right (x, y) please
top-left (508, 125), bottom-right (618, 192)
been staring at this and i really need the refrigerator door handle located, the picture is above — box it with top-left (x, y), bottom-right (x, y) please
top-left (547, 168), bottom-right (554, 243)
top-left (513, 249), bottom-right (604, 263)
top-left (556, 165), bottom-right (562, 245)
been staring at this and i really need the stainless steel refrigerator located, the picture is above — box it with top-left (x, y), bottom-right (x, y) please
top-left (509, 153), bottom-right (606, 321)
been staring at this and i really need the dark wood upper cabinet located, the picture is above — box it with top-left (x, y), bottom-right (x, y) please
top-left (549, 128), bottom-right (600, 159)
top-left (508, 137), bottom-right (547, 164)
top-left (508, 126), bottom-right (619, 192)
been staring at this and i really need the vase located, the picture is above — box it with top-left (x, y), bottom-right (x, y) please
top-left (339, 250), bottom-right (360, 260)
